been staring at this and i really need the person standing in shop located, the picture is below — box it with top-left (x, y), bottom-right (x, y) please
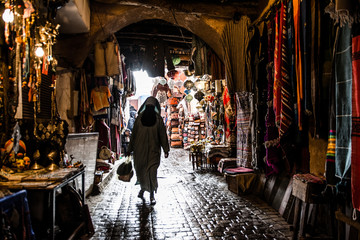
top-left (126, 96), bottom-right (170, 205)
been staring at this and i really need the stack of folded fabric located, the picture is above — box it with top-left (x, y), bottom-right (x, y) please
top-left (168, 101), bottom-right (182, 148)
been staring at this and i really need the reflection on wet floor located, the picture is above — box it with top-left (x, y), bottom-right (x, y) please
top-left (87, 149), bottom-right (292, 239)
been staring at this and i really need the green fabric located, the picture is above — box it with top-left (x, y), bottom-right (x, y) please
top-left (128, 98), bottom-right (170, 193)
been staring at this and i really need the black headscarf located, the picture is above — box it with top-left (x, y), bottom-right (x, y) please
top-left (138, 97), bottom-right (161, 127)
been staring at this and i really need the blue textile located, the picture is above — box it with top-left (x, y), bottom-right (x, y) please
top-left (0, 190), bottom-right (35, 240)
top-left (335, 24), bottom-right (352, 180)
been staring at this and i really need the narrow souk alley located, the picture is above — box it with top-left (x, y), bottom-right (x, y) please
top-left (87, 149), bottom-right (292, 240)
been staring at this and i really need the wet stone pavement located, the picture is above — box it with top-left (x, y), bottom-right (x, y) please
top-left (87, 149), bottom-right (292, 239)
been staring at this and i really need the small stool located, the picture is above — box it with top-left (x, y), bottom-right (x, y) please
top-left (292, 173), bottom-right (328, 240)
top-left (189, 151), bottom-right (203, 170)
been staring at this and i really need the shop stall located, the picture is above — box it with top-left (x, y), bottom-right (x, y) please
top-left (0, 1), bottom-right (94, 239)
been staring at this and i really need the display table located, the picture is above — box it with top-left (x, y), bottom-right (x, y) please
top-left (0, 167), bottom-right (87, 240)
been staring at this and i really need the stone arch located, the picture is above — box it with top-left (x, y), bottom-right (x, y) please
top-left (56, 4), bottom-right (227, 68)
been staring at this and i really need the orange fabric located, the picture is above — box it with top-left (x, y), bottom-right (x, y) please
top-left (293, 0), bottom-right (303, 130)
top-left (90, 86), bottom-right (111, 111)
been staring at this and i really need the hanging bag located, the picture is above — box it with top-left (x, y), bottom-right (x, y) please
top-left (117, 156), bottom-right (134, 182)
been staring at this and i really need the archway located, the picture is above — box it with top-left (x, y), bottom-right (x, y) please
top-left (55, 4), bottom-right (227, 68)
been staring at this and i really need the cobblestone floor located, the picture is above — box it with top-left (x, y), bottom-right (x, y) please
top-left (87, 149), bottom-right (292, 239)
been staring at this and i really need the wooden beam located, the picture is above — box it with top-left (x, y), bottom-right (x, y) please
top-left (93, 0), bottom-right (259, 19)
top-left (117, 32), bottom-right (192, 40)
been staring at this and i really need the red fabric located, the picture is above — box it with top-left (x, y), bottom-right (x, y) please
top-left (223, 87), bottom-right (236, 143)
top-left (223, 86), bottom-right (232, 140)
top-left (351, 35), bottom-right (360, 211)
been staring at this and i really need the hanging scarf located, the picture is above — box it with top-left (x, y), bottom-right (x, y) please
top-left (280, 1), bottom-right (293, 138)
top-left (273, 10), bottom-right (282, 126)
top-left (287, 0), bottom-right (298, 128)
top-left (301, 0), bottom-right (312, 115)
top-left (325, 2), bottom-right (338, 186)
top-left (351, 29), bottom-right (360, 211)
top-left (293, 0), bottom-right (303, 130)
top-left (310, 0), bottom-right (321, 137)
top-left (334, 25), bottom-right (352, 180)
top-left (265, 19), bottom-right (280, 176)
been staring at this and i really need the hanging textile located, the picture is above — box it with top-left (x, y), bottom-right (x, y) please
top-left (293, 0), bottom-right (303, 130)
top-left (280, 1), bottom-right (293, 138)
top-left (96, 119), bottom-right (112, 151)
top-left (143, 38), bottom-right (175, 78)
top-left (252, 22), bottom-right (268, 170)
top-left (273, 1), bottom-right (293, 138)
top-left (273, 10), bottom-right (281, 126)
top-left (208, 50), bottom-right (225, 80)
top-left (236, 92), bottom-right (253, 168)
top-left (221, 16), bottom-right (253, 93)
top-left (287, 0), bottom-right (298, 128)
top-left (264, 19), bottom-right (280, 176)
top-left (334, 24), bottom-right (352, 180)
top-left (192, 35), bottom-right (209, 76)
top-left (105, 41), bottom-right (121, 76)
top-left (223, 87), bottom-right (236, 149)
top-left (94, 43), bottom-right (106, 77)
top-left (351, 25), bottom-right (360, 211)
top-left (325, 2), bottom-right (337, 185)
top-left (110, 124), bottom-right (121, 156)
top-left (310, 0), bottom-right (321, 137)
top-left (301, 0), bottom-right (312, 115)
top-left (90, 85), bottom-right (111, 112)
top-left (79, 70), bottom-right (94, 132)
top-left (152, 83), bottom-right (171, 104)
top-left (94, 41), bottom-right (121, 77)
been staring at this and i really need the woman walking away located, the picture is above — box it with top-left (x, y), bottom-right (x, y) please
top-left (126, 96), bottom-right (170, 205)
